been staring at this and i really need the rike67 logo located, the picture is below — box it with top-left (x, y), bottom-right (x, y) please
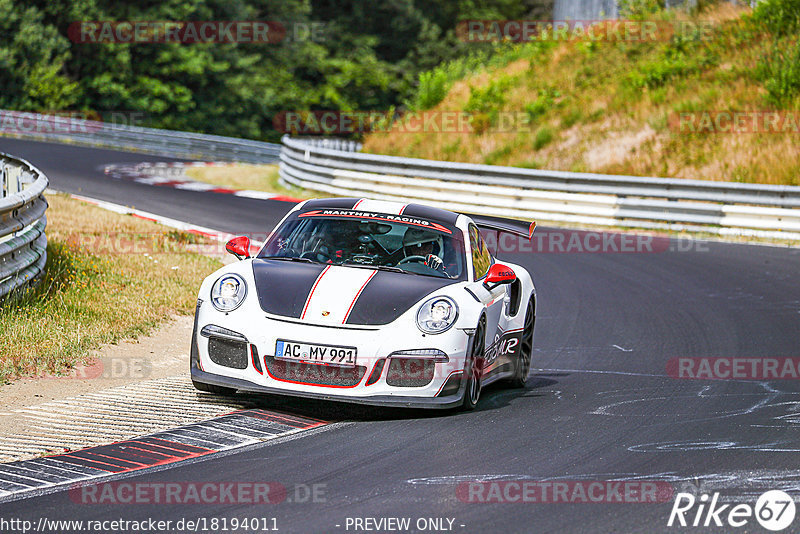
top-left (668, 490), bottom-right (796, 531)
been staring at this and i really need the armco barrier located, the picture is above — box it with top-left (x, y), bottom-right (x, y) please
top-left (0, 153), bottom-right (48, 297)
top-left (0, 109), bottom-right (280, 164)
top-left (279, 135), bottom-right (800, 241)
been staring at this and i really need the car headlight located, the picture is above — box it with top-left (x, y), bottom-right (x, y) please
top-left (210, 274), bottom-right (247, 312)
top-left (416, 296), bottom-right (458, 334)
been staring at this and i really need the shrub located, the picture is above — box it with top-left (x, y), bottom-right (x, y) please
top-left (483, 145), bottom-right (513, 165)
top-left (414, 70), bottom-right (450, 110)
top-left (626, 37), bottom-right (716, 90)
top-left (562, 108), bottom-right (584, 128)
top-left (619, 0), bottom-right (667, 19)
top-left (533, 126), bottom-right (554, 150)
top-left (757, 39), bottom-right (800, 106)
top-left (465, 76), bottom-right (513, 131)
top-left (406, 53), bottom-right (489, 111)
top-left (525, 87), bottom-right (562, 121)
top-left (406, 42), bottom-right (551, 111)
top-left (752, 0), bottom-right (800, 36)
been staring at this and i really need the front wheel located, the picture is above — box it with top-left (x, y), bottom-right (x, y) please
top-left (508, 298), bottom-right (535, 388)
top-left (461, 319), bottom-right (485, 411)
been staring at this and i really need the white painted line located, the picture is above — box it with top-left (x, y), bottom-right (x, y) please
top-left (50, 190), bottom-right (270, 253)
top-left (234, 190), bottom-right (281, 200)
top-left (59, 191), bottom-right (236, 241)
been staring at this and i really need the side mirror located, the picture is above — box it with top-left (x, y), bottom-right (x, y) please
top-left (226, 236), bottom-right (251, 260)
top-left (483, 263), bottom-right (516, 290)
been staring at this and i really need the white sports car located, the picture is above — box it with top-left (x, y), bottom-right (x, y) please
top-left (190, 198), bottom-right (537, 410)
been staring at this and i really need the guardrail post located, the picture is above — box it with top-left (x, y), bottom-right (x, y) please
top-left (6, 165), bottom-right (20, 196)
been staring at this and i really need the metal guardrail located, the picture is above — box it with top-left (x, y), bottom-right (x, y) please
top-left (0, 110), bottom-right (281, 164)
top-left (279, 135), bottom-right (800, 240)
top-left (0, 153), bottom-right (48, 298)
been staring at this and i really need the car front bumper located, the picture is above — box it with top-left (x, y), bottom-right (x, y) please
top-left (190, 304), bottom-right (472, 409)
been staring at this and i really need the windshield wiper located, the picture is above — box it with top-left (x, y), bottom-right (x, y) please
top-left (262, 256), bottom-right (316, 263)
top-left (365, 264), bottom-right (425, 276)
top-left (267, 257), bottom-right (436, 277)
top-left (340, 260), bottom-right (400, 272)
top-left (374, 265), bottom-right (413, 274)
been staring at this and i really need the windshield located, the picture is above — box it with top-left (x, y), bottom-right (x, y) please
top-left (259, 210), bottom-right (466, 280)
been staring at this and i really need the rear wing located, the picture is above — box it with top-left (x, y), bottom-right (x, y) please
top-left (464, 213), bottom-right (536, 256)
top-left (466, 213), bottom-right (536, 239)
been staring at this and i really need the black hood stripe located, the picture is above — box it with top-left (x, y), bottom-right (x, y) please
top-left (345, 271), bottom-right (457, 325)
top-left (254, 260), bottom-right (457, 325)
top-left (343, 270), bottom-right (378, 323)
top-left (252, 259), bottom-right (327, 318)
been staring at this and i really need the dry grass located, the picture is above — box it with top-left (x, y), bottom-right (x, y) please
top-left (185, 164), bottom-right (323, 198)
top-left (363, 4), bottom-right (800, 186)
top-left (0, 193), bottom-right (224, 382)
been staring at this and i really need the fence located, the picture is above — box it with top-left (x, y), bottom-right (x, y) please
top-left (554, 0), bottom-right (757, 20)
top-left (279, 135), bottom-right (800, 241)
top-left (0, 153), bottom-right (48, 297)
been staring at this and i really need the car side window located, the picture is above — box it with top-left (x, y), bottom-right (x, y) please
top-left (469, 224), bottom-right (493, 280)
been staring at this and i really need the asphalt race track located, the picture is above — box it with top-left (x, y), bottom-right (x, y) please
top-left (1, 137), bottom-right (800, 533)
top-left (0, 137), bottom-right (286, 234)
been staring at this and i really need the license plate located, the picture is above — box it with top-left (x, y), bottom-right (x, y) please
top-left (274, 340), bottom-right (357, 367)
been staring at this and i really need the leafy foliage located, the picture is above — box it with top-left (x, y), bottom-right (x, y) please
top-left (758, 39), bottom-right (800, 106)
top-left (751, 0), bottom-right (800, 106)
top-left (465, 75), bottom-right (514, 133)
top-left (525, 87), bottom-right (561, 121)
top-left (0, 0), bottom-right (545, 140)
top-left (752, 0), bottom-right (800, 36)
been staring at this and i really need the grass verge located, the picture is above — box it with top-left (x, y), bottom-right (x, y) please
top-left (0, 193), bottom-right (223, 383)
top-left (363, 2), bottom-right (800, 186)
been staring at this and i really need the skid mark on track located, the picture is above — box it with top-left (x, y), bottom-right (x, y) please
top-left (534, 370), bottom-right (799, 427)
top-left (536, 367), bottom-right (668, 378)
top-left (534, 369), bottom-right (800, 456)
top-left (629, 440), bottom-right (800, 453)
top-left (591, 382), bottom-right (800, 425)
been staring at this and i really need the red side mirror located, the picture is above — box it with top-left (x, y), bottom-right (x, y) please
top-left (484, 263), bottom-right (516, 289)
top-left (226, 236), bottom-right (251, 260)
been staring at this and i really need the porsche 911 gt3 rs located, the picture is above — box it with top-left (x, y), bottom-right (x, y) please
top-left (190, 198), bottom-right (537, 410)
